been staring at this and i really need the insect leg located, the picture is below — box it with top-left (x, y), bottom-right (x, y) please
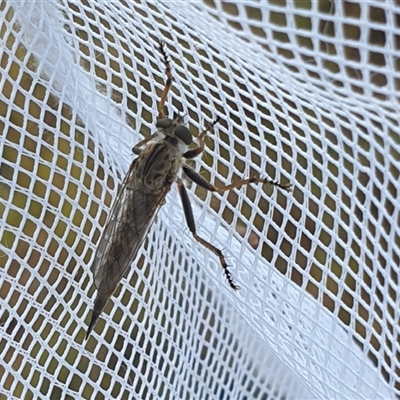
top-left (182, 165), bottom-right (292, 192)
top-left (183, 118), bottom-right (220, 159)
top-left (158, 41), bottom-right (173, 119)
top-left (132, 133), bottom-right (157, 155)
top-left (176, 178), bottom-right (240, 291)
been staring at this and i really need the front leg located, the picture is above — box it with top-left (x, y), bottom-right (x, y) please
top-left (183, 117), bottom-right (220, 159)
top-left (132, 133), bottom-right (157, 155)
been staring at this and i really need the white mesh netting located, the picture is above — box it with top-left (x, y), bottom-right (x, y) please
top-left (0, 1), bottom-right (399, 399)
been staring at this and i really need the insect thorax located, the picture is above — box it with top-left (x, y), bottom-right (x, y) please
top-left (132, 140), bottom-right (184, 192)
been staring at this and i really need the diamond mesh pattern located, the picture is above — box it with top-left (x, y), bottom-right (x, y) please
top-left (0, 1), bottom-right (398, 399)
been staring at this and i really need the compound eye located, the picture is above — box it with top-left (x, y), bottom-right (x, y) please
top-left (174, 125), bottom-right (192, 145)
top-left (156, 118), bottom-right (173, 129)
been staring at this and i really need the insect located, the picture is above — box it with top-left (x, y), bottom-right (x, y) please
top-left (86, 41), bottom-right (292, 338)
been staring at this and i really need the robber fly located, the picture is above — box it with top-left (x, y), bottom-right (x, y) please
top-left (86, 41), bottom-right (292, 338)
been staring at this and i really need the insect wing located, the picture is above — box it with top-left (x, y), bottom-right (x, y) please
top-left (91, 162), bottom-right (168, 294)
